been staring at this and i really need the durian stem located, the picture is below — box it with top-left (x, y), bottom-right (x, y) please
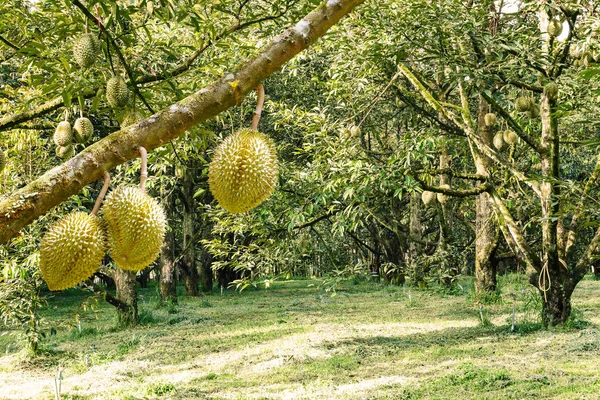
top-left (80, 109), bottom-right (84, 119)
top-left (250, 84), bottom-right (265, 131)
top-left (139, 146), bottom-right (148, 192)
top-left (91, 171), bottom-right (110, 216)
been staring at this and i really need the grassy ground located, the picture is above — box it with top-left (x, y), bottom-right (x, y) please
top-left (1, 274), bottom-right (600, 399)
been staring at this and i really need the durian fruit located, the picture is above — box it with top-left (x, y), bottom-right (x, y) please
top-left (544, 82), bottom-right (559, 101)
top-left (121, 110), bottom-right (144, 127)
top-left (73, 117), bottom-right (94, 143)
top-left (514, 97), bottom-right (532, 112)
top-left (73, 33), bottom-right (100, 69)
top-left (39, 211), bottom-right (106, 291)
top-left (437, 184), bottom-right (450, 204)
top-left (54, 121), bottom-right (73, 146)
top-left (102, 186), bottom-right (167, 271)
top-left (208, 128), bottom-right (278, 213)
top-left (422, 190), bottom-right (436, 205)
top-left (0, 148), bottom-right (5, 172)
top-left (484, 113), bottom-right (497, 127)
top-left (527, 104), bottom-right (540, 119)
top-left (548, 19), bottom-right (563, 38)
top-left (56, 145), bottom-right (74, 159)
top-left (493, 133), bottom-right (504, 150)
top-left (106, 75), bottom-right (129, 108)
top-left (503, 130), bottom-right (518, 145)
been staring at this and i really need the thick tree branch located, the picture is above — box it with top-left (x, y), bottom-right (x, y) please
top-left (0, 11), bottom-right (289, 132)
top-left (0, 34), bottom-right (20, 51)
top-left (0, 0), bottom-right (365, 244)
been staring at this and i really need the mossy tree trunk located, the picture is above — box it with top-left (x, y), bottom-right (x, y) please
top-left (474, 97), bottom-right (498, 296)
top-left (114, 268), bottom-right (138, 327)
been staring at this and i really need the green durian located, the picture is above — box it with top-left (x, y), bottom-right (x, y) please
top-left (120, 111), bottom-right (144, 127)
top-left (106, 75), bottom-right (129, 108)
top-left (544, 82), bottom-right (559, 101)
top-left (527, 104), bottom-right (540, 119)
top-left (39, 211), bottom-right (106, 291)
top-left (503, 130), bottom-right (518, 145)
top-left (548, 19), bottom-right (563, 38)
top-left (515, 97), bottom-right (533, 112)
top-left (208, 128), bottom-right (278, 213)
top-left (56, 145), bottom-right (74, 159)
top-left (73, 33), bottom-right (101, 69)
top-left (73, 117), bottom-right (94, 143)
top-left (484, 113), bottom-right (497, 127)
top-left (421, 191), bottom-right (436, 205)
top-left (493, 133), bottom-right (504, 150)
top-left (102, 186), bottom-right (167, 271)
top-left (437, 184), bottom-right (451, 204)
top-left (54, 121), bottom-right (73, 146)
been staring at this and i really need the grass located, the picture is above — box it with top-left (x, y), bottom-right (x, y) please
top-left (1, 274), bottom-right (600, 399)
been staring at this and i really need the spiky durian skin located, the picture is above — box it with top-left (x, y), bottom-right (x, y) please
top-left (527, 104), bottom-right (540, 119)
top-left (421, 191), bottom-right (436, 205)
top-left (73, 34), bottom-right (100, 69)
top-left (436, 184), bottom-right (450, 204)
top-left (54, 121), bottom-right (73, 146)
top-left (503, 130), bottom-right (518, 145)
top-left (484, 113), bottom-right (497, 127)
top-left (493, 133), bottom-right (504, 150)
top-left (106, 76), bottom-right (129, 108)
top-left (73, 117), bottom-right (94, 143)
top-left (121, 111), bottom-right (144, 127)
top-left (208, 128), bottom-right (278, 213)
top-left (544, 82), bottom-right (559, 101)
top-left (515, 97), bottom-right (532, 112)
top-left (56, 145), bottom-right (74, 159)
top-left (102, 186), bottom-right (167, 271)
top-left (0, 149), bottom-right (5, 172)
top-left (548, 20), bottom-right (563, 38)
top-left (39, 212), bottom-right (106, 291)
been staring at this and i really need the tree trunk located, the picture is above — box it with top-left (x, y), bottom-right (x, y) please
top-left (114, 268), bottom-right (138, 327)
top-left (474, 98), bottom-right (499, 295)
top-left (179, 168), bottom-right (199, 296)
top-left (541, 280), bottom-right (572, 326)
top-left (199, 245), bottom-right (213, 293)
top-left (160, 224), bottom-right (177, 303)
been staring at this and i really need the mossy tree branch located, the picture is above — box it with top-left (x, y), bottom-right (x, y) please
top-left (0, 0), bottom-right (366, 244)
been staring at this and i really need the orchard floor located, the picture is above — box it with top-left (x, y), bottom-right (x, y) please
top-left (2, 274), bottom-right (600, 399)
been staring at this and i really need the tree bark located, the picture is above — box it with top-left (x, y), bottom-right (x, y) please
top-left (474, 97), bottom-right (498, 295)
top-left (179, 168), bottom-right (199, 296)
top-left (113, 269), bottom-right (138, 327)
top-left (159, 221), bottom-right (177, 303)
top-left (0, 0), bottom-right (366, 244)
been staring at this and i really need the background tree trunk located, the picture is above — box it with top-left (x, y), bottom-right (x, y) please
top-left (179, 168), bottom-right (199, 296)
top-left (114, 269), bottom-right (138, 327)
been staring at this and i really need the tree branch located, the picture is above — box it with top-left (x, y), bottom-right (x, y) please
top-left (0, 0), bottom-right (366, 244)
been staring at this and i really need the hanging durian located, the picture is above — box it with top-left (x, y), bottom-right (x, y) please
top-left (39, 173), bottom-right (110, 291)
top-left (544, 82), bottom-right (559, 101)
top-left (547, 19), bottom-right (563, 38)
top-left (493, 133), bottom-right (504, 150)
top-left (121, 110), bottom-right (144, 127)
top-left (102, 147), bottom-right (166, 271)
top-left (73, 33), bottom-right (101, 69)
top-left (514, 97), bottom-right (532, 112)
top-left (56, 145), bottom-right (74, 159)
top-left (54, 121), bottom-right (73, 147)
top-left (421, 190), bottom-right (436, 205)
top-left (208, 85), bottom-right (278, 213)
top-left (437, 184), bottom-right (451, 204)
top-left (106, 75), bottom-right (129, 108)
top-left (484, 113), bottom-right (497, 127)
top-left (503, 130), bottom-right (518, 145)
top-left (527, 104), bottom-right (540, 119)
top-left (74, 114), bottom-right (94, 144)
